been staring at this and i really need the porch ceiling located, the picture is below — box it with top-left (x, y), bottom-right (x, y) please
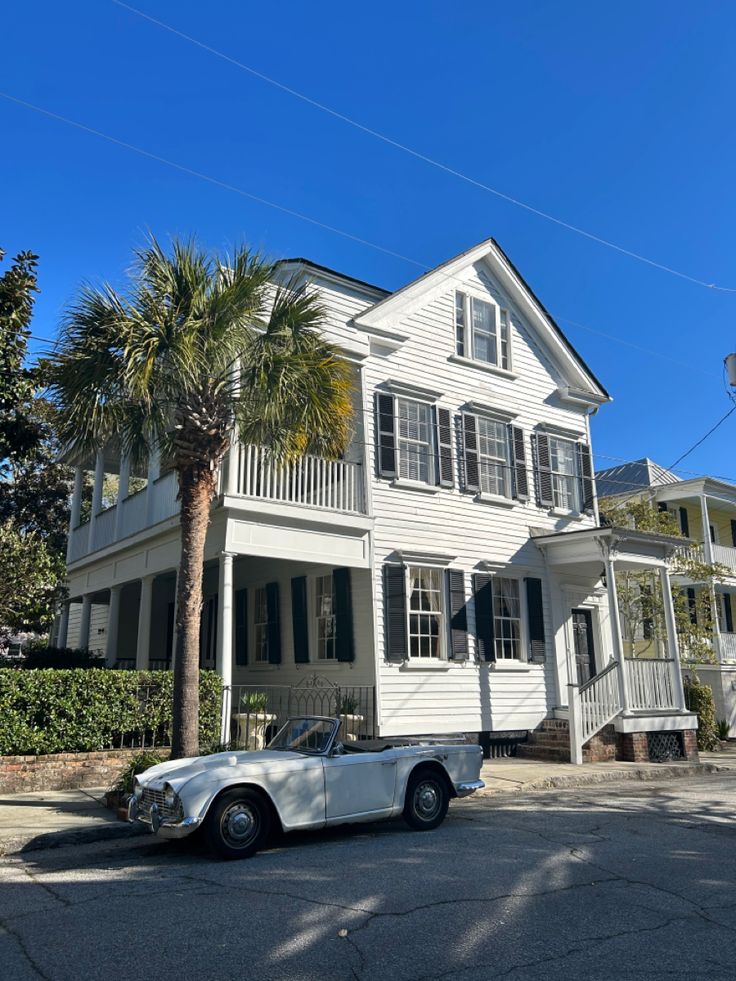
top-left (532, 524), bottom-right (688, 570)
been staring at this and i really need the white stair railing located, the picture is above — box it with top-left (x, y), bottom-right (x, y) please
top-left (568, 661), bottom-right (623, 764)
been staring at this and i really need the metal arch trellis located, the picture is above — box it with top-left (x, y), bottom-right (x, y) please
top-left (288, 674), bottom-right (341, 717)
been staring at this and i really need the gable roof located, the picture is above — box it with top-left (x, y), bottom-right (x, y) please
top-left (275, 258), bottom-right (389, 299)
top-left (595, 458), bottom-right (679, 497)
top-left (353, 237), bottom-right (611, 401)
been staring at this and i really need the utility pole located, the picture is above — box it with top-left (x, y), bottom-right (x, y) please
top-left (726, 353), bottom-right (736, 387)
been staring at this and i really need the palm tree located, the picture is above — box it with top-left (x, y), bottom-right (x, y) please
top-left (50, 238), bottom-right (353, 758)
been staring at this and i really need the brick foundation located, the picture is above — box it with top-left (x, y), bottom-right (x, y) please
top-left (616, 730), bottom-right (699, 763)
top-left (582, 724), bottom-right (617, 763)
top-left (0, 748), bottom-right (171, 793)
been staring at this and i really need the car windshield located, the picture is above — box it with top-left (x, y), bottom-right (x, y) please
top-left (267, 718), bottom-right (337, 755)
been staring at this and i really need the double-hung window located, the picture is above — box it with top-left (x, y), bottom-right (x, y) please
top-left (477, 417), bottom-right (511, 497)
top-left (253, 587), bottom-right (269, 664)
top-left (408, 566), bottom-right (445, 659)
top-left (315, 573), bottom-right (336, 660)
top-left (493, 577), bottom-right (522, 660)
top-left (455, 291), bottom-right (510, 371)
top-left (549, 436), bottom-right (580, 511)
top-left (397, 397), bottom-right (433, 483)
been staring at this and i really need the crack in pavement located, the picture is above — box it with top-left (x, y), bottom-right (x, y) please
top-left (0, 921), bottom-right (53, 981)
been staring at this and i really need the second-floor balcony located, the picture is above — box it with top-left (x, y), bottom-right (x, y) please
top-left (67, 445), bottom-right (367, 564)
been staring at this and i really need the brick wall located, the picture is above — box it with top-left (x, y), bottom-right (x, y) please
top-left (582, 724), bottom-right (617, 763)
top-left (616, 730), bottom-right (699, 763)
top-left (0, 748), bottom-right (171, 793)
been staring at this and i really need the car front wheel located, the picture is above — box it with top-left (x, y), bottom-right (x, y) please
top-left (403, 770), bottom-right (450, 831)
top-left (205, 788), bottom-right (272, 860)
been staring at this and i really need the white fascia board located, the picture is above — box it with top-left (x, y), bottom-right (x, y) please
top-left (354, 238), bottom-right (609, 401)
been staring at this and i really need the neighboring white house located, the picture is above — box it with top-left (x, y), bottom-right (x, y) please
top-left (54, 239), bottom-right (698, 763)
top-left (597, 457), bottom-right (736, 734)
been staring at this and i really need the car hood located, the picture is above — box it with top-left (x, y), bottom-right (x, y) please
top-left (139, 750), bottom-right (308, 792)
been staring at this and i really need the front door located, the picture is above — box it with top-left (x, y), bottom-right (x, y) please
top-left (572, 608), bottom-right (596, 685)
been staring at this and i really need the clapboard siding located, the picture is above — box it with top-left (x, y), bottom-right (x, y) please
top-left (362, 259), bottom-right (596, 735)
top-left (66, 602), bottom-right (108, 656)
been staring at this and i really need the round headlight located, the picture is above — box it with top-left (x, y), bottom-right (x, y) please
top-left (133, 779), bottom-right (143, 800)
top-left (163, 783), bottom-right (177, 808)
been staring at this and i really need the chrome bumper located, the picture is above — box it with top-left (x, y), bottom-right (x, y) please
top-left (127, 795), bottom-right (201, 839)
top-left (455, 779), bottom-right (485, 798)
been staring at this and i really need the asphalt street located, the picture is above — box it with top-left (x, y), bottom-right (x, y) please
top-left (3, 775), bottom-right (736, 980)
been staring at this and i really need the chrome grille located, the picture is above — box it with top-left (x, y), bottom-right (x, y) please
top-left (140, 786), bottom-right (180, 820)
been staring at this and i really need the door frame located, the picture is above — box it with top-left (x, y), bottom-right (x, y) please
top-left (571, 607), bottom-right (597, 685)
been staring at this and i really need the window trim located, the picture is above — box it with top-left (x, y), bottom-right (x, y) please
top-left (489, 575), bottom-right (527, 663)
top-left (252, 585), bottom-right (270, 665)
top-left (454, 290), bottom-right (512, 372)
top-left (312, 571), bottom-right (338, 662)
top-left (395, 395), bottom-right (436, 486)
top-left (548, 434), bottom-right (582, 513)
top-left (406, 564), bottom-right (447, 661)
top-left (475, 414), bottom-right (512, 500)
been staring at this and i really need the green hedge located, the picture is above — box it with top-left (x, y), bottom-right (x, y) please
top-left (0, 669), bottom-right (222, 756)
top-left (684, 674), bottom-right (718, 751)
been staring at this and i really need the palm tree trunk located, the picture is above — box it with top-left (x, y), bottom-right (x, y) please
top-left (172, 466), bottom-right (217, 759)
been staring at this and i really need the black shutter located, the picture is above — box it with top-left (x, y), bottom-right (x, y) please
top-left (509, 425), bottom-right (529, 500)
top-left (235, 588), bottom-right (248, 666)
top-left (731, 520), bottom-right (736, 547)
top-left (375, 392), bottom-right (396, 478)
top-left (724, 593), bottom-right (734, 634)
top-left (434, 406), bottom-right (454, 487)
top-left (525, 577), bottom-right (546, 663)
top-left (462, 413), bottom-right (480, 492)
top-left (334, 568), bottom-right (355, 662)
top-left (658, 502), bottom-right (669, 513)
top-left (446, 569), bottom-right (468, 660)
top-left (291, 576), bottom-right (309, 663)
top-left (679, 507), bottom-right (690, 538)
top-left (576, 443), bottom-right (595, 513)
top-left (687, 587), bottom-right (697, 625)
top-left (266, 581), bottom-right (281, 664)
top-left (383, 564), bottom-right (408, 662)
top-left (641, 584), bottom-right (653, 641)
top-left (473, 573), bottom-right (495, 661)
top-left (533, 432), bottom-right (554, 507)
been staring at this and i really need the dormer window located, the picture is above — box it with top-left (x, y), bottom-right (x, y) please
top-left (455, 291), bottom-right (510, 371)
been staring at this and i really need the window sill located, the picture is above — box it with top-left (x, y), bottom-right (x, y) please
top-left (246, 664), bottom-right (280, 672)
top-left (448, 354), bottom-right (518, 380)
top-left (475, 493), bottom-right (515, 508)
top-left (486, 661), bottom-right (533, 672)
top-left (548, 508), bottom-right (586, 520)
top-left (399, 659), bottom-right (452, 671)
top-left (391, 479), bottom-right (441, 494)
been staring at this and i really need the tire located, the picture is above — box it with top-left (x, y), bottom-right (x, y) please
top-left (403, 769), bottom-right (450, 831)
top-left (204, 788), bottom-right (272, 860)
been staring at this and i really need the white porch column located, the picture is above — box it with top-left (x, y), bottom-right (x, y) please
top-left (699, 494), bottom-right (714, 564)
top-left (66, 467), bottom-right (84, 561)
top-left (225, 439), bottom-right (240, 496)
top-left (88, 451), bottom-right (105, 551)
top-left (135, 574), bottom-right (155, 670)
top-left (603, 552), bottom-right (631, 714)
top-left (145, 446), bottom-right (161, 525)
top-left (659, 565), bottom-right (688, 712)
top-left (217, 552), bottom-right (235, 743)
top-left (106, 585), bottom-right (122, 666)
top-left (57, 602), bottom-right (70, 649)
top-left (79, 595), bottom-right (92, 650)
top-left (114, 454), bottom-right (130, 540)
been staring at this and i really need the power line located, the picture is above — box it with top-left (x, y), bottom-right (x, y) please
top-left (0, 90), bottom-right (721, 384)
top-left (113, 0), bottom-right (736, 295)
top-left (668, 402), bottom-right (736, 471)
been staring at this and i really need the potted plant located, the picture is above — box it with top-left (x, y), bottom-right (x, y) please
top-left (233, 691), bottom-right (276, 750)
top-left (106, 750), bottom-right (166, 820)
top-left (335, 690), bottom-right (364, 741)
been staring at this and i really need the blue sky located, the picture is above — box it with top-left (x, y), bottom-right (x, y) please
top-left (2, 1), bottom-right (735, 481)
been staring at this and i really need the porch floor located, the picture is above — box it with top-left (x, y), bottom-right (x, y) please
top-left (477, 745), bottom-right (736, 795)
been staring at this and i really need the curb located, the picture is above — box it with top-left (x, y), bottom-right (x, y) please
top-left (473, 761), bottom-right (736, 797)
top-left (0, 820), bottom-right (146, 858)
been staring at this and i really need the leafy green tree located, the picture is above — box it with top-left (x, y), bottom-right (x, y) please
top-left (49, 238), bottom-right (353, 758)
top-left (0, 520), bottom-right (66, 632)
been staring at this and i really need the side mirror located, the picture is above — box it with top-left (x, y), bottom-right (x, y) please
top-left (332, 742), bottom-right (345, 756)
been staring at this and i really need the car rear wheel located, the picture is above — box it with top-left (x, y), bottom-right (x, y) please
top-left (205, 788), bottom-right (271, 860)
top-left (403, 769), bottom-right (450, 831)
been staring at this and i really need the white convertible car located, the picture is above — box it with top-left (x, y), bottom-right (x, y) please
top-left (128, 716), bottom-right (484, 859)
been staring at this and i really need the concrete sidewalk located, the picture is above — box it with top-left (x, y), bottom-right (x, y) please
top-left (2, 748), bottom-right (736, 856)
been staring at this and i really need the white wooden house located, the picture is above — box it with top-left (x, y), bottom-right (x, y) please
top-left (598, 458), bottom-right (736, 735)
top-left (55, 239), bottom-right (698, 763)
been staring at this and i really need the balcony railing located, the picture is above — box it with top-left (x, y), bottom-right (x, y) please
top-left (625, 657), bottom-right (678, 711)
top-left (712, 543), bottom-right (736, 575)
top-left (234, 444), bottom-right (366, 515)
top-left (720, 632), bottom-right (736, 660)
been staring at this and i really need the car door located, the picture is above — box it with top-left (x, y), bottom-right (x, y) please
top-left (322, 750), bottom-right (397, 820)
